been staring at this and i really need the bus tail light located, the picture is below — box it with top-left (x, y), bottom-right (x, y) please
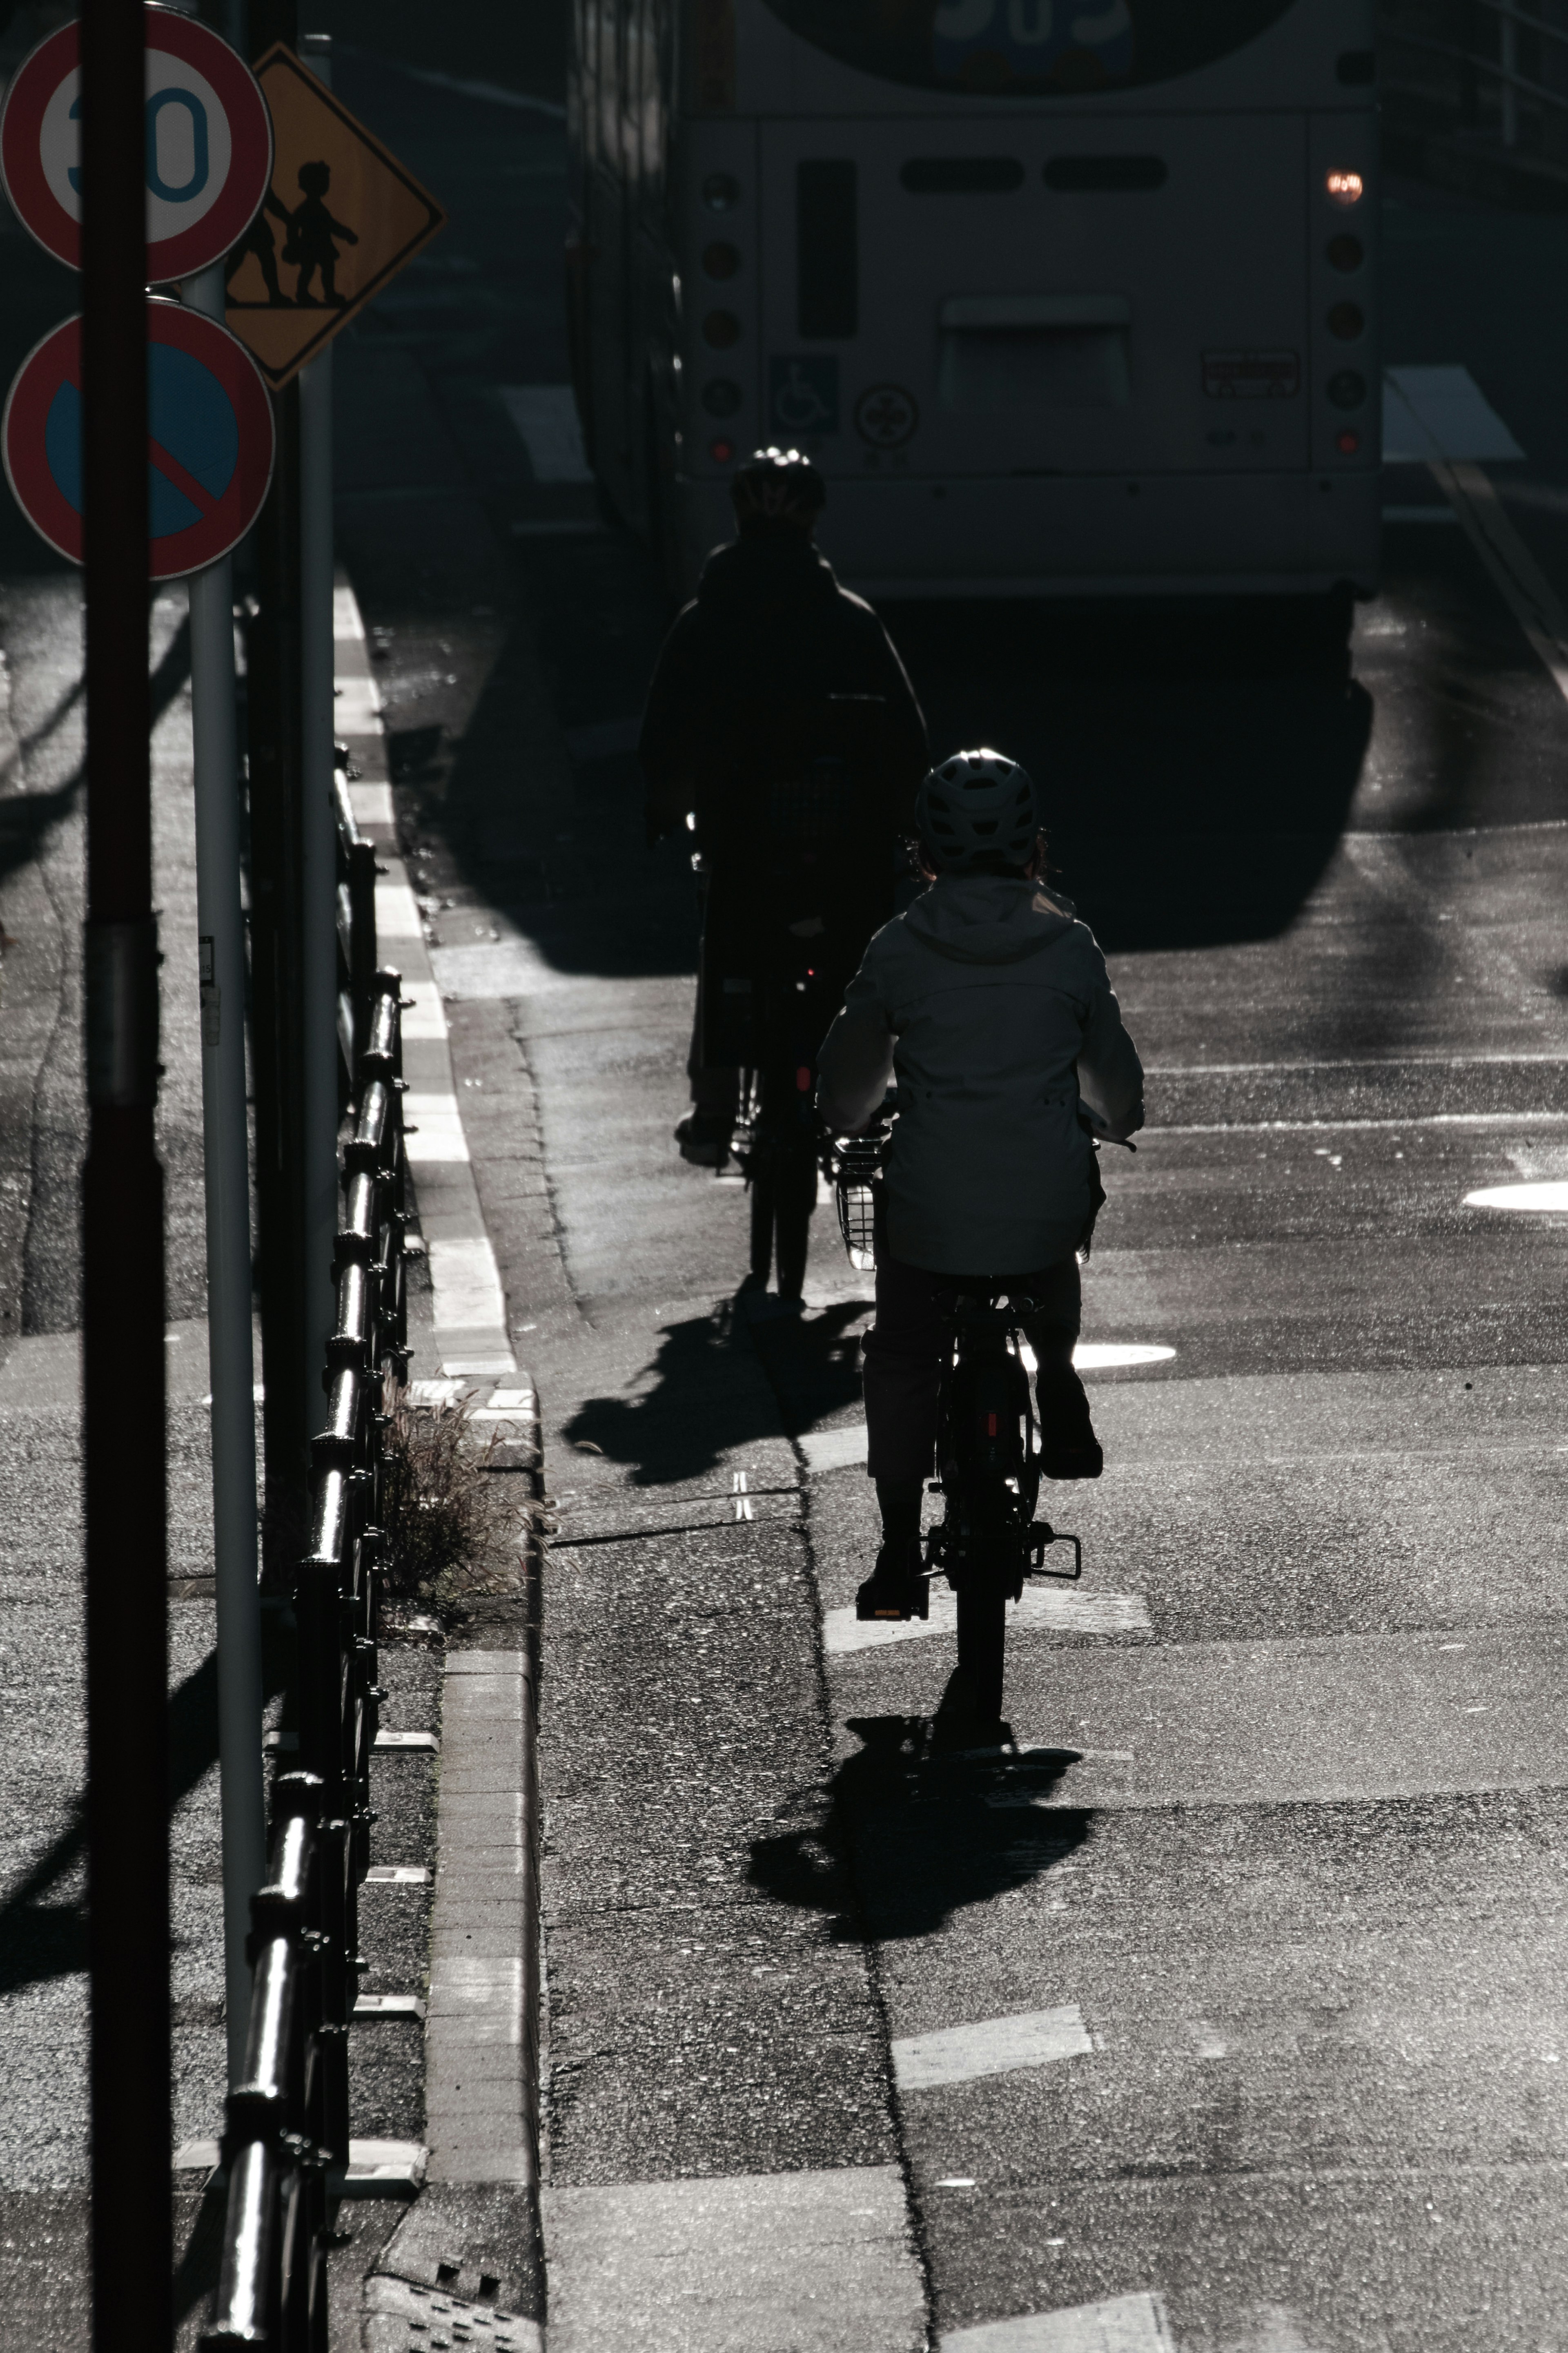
top-left (710, 437), bottom-right (735, 463)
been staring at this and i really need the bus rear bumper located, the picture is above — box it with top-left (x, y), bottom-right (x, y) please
top-left (677, 468), bottom-right (1381, 601)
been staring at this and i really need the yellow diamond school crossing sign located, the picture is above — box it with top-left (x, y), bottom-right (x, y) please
top-left (224, 45), bottom-right (445, 389)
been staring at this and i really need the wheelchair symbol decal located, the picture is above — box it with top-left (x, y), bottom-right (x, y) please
top-left (768, 355), bottom-right (839, 437)
top-left (854, 383), bottom-right (919, 451)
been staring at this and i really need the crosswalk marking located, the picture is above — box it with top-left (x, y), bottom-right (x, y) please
top-left (942, 2291), bottom-right (1175, 2352)
top-left (825, 1587), bottom-right (1151, 1657)
top-left (893, 2004), bottom-right (1091, 2092)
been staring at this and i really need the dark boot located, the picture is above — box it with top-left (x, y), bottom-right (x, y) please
top-left (1034, 1361), bottom-right (1103, 1479)
top-left (854, 1480), bottom-right (929, 1621)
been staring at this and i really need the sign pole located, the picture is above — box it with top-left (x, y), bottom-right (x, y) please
top-left (79, 0), bottom-right (170, 2348)
top-left (183, 257), bottom-right (267, 2092)
top-left (248, 384), bottom-right (310, 1550)
top-left (299, 33), bottom-right (339, 1415)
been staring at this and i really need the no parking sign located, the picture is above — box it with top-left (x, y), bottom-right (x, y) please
top-left (0, 7), bottom-right (273, 280)
top-left (2, 301), bottom-right (276, 578)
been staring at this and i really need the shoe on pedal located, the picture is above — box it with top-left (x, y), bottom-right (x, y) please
top-left (854, 1540), bottom-right (929, 1622)
top-left (675, 1110), bottom-right (733, 1168)
top-left (1040, 1437), bottom-right (1103, 1481)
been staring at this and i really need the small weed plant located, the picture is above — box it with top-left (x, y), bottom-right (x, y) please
top-left (380, 1379), bottom-right (509, 1612)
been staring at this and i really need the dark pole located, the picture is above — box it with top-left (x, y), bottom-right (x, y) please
top-left (247, 0), bottom-right (310, 1563)
top-left (80, 1), bottom-right (169, 2349)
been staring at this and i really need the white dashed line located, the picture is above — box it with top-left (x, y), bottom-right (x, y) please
top-left (940, 2287), bottom-right (1171, 2343)
top-left (1465, 1183), bottom-right (1568, 1211)
top-left (893, 2004), bottom-right (1092, 2092)
top-left (825, 1587), bottom-right (1151, 1657)
top-left (942, 2291), bottom-right (1175, 2352)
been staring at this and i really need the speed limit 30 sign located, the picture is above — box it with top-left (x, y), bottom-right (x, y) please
top-left (0, 6), bottom-right (273, 281)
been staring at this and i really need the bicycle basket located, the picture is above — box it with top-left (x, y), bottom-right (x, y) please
top-left (830, 1132), bottom-right (886, 1272)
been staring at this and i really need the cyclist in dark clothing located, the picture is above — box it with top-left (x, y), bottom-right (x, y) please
top-left (640, 450), bottom-right (928, 1187)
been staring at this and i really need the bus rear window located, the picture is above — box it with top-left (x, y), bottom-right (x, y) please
top-left (762, 0), bottom-right (1301, 95)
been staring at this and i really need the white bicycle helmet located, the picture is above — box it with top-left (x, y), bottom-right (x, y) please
top-left (915, 747), bottom-right (1040, 873)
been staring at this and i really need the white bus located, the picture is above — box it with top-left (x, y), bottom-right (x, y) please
top-left (566, 0), bottom-right (1379, 602)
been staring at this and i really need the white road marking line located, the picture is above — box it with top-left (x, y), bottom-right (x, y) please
top-left (893, 2003), bottom-right (1092, 2092)
top-left (374, 1730), bottom-right (439, 1752)
top-left (366, 1865), bottom-right (430, 1884)
top-left (942, 2290), bottom-right (1175, 2352)
top-left (1383, 364), bottom-right (1524, 464)
top-left (1038, 1343), bottom-right (1174, 1371)
top-left (1465, 1182), bottom-right (1568, 1211)
top-left (499, 384), bottom-right (593, 482)
top-left (1150, 1110), bottom-right (1568, 1137)
top-left (826, 1588), bottom-right (1151, 1657)
top-left (1148, 1052), bottom-right (1568, 1075)
top-left (427, 1234), bottom-right (508, 1328)
top-left (403, 1093), bottom-right (472, 1163)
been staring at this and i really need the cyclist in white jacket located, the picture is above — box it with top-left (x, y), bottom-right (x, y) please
top-left (816, 748), bottom-right (1144, 1619)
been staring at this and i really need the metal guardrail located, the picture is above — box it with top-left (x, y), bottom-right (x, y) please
top-left (334, 763), bottom-right (381, 1112)
top-left (201, 952), bottom-right (410, 2352)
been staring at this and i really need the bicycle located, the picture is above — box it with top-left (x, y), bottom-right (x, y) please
top-left (826, 1129), bottom-right (1083, 1726)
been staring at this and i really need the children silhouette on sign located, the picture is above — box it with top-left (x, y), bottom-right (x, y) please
top-left (284, 162), bottom-right (358, 307)
top-left (226, 187), bottom-right (293, 306)
top-left (225, 161), bottom-right (358, 308)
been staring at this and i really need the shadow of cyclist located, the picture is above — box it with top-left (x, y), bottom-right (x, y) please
top-left (562, 1296), bottom-right (874, 1483)
top-left (748, 1713), bottom-right (1091, 1943)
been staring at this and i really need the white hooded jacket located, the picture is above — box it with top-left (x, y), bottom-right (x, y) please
top-left (815, 875), bottom-right (1144, 1274)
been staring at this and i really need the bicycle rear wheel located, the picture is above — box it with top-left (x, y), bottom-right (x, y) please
top-left (956, 1575), bottom-right (1007, 1725)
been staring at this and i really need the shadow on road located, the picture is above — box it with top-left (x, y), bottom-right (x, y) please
top-left (749, 1713), bottom-right (1092, 1943)
top-left (0, 1612), bottom-right (289, 2000)
top-left (562, 1296), bottom-right (872, 1481)
top-left (884, 595), bottom-right (1375, 957)
top-left (0, 613), bottom-right (192, 895)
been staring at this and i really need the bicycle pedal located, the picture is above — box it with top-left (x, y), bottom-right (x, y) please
top-left (1024, 1523), bottom-right (1083, 1580)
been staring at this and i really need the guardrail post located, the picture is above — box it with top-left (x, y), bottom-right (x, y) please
top-left (201, 1773), bottom-right (327, 2353)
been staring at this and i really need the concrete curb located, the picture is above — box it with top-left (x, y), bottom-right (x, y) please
top-left (333, 580), bottom-right (517, 1380)
top-left (337, 577), bottom-right (546, 2345)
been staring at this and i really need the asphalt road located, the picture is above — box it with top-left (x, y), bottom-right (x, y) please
top-left (6, 0), bottom-right (1568, 2337)
top-left (306, 27), bottom-right (1568, 2337)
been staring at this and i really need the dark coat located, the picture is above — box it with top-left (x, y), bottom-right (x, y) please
top-left (639, 531), bottom-right (929, 856)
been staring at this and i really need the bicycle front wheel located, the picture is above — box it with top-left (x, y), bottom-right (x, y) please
top-left (956, 1576), bottom-right (1007, 1725)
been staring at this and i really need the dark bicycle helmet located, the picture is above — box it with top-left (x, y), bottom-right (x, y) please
top-left (915, 748), bottom-right (1041, 874)
top-left (731, 446), bottom-right (826, 529)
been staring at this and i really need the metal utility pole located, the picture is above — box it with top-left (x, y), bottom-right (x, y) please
top-left (247, 0), bottom-right (309, 1561)
top-left (79, 0), bottom-right (169, 2346)
top-left (185, 254), bottom-right (267, 2090)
